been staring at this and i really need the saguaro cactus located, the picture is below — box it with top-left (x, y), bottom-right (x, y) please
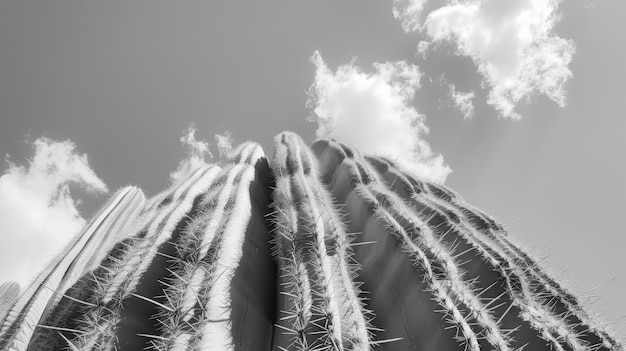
top-left (0, 132), bottom-right (621, 350)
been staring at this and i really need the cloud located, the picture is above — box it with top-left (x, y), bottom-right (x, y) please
top-left (170, 124), bottom-right (213, 182)
top-left (448, 83), bottom-right (475, 119)
top-left (215, 131), bottom-right (234, 159)
top-left (393, 0), bottom-right (429, 32)
top-left (0, 138), bottom-right (107, 286)
top-left (395, 0), bottom-right (574, 119)
top-left (306, 50), bottom-right (451, 183)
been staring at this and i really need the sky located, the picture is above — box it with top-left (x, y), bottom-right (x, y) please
top-left (0, 0), bottom-right (624, 338)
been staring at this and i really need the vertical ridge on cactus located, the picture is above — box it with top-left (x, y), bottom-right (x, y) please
top-left (0, 132), bottom-right (621, 350)
top-left (271, 132), bottom-right (370, 350)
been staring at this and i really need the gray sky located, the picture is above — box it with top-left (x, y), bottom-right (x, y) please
top-left (0, 0), bottom-right (624, 337)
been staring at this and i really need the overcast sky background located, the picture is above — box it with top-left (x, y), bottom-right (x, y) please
top-left (0, 0), bottom-right (624, 338)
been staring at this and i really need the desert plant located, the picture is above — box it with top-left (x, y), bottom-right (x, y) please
top-left (0, 283), bottom-right (19, 327)
top-left (0, 186), bottom-right (145, 351)
top-left (0, 132), bottom-right (621, 351)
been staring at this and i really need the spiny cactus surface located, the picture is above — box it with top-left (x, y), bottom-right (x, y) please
top-left (0, 132), bottom-right (621, 351)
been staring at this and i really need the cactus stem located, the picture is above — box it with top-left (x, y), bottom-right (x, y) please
top-left (5, 135), bottom-right (621, 351)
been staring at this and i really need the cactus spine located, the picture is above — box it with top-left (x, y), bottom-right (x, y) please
top-left (0, 132), bottom-right (621, 350)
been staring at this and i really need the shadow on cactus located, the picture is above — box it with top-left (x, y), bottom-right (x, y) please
top-left (0, 132), bottom-right (622, 350)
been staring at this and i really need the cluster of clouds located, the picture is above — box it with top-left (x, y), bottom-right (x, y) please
top-left (215, 131), bottom-right (234, 159)
top-left (305, 0), bottom-right (573, 182)
top-left (0, 138), bottom-right (108, 286)
top-left (170, 125), bottom-right (213, 182)
top-left (306, 51), bottom-right (451, 183)
top-left (448, 82), bottom-right (476, 120)
top-left (170, 125), bottom-right (234, 182)
top-left (394, 0), bottom-right (574, 119)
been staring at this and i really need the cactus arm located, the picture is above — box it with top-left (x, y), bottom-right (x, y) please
top-left (0, 186), bottom-right (145, 351)
top-left (0, 282), bottom-right (20, 327)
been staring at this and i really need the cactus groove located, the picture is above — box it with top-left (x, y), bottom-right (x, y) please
top-left (0, 132), bottom-right (621, 350)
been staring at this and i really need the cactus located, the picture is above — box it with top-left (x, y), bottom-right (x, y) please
top-left (0, 132), bottom-right (621, 350)
top-left (0, 283), bottom-right (19, 327)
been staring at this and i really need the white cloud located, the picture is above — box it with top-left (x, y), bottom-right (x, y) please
top-left (395, 0), bottom-right (574, 119)
top-left (306, 50), bottom-right (451, 183)
top-left (215, 131), bottom-right (234, 159)
top-left (417, 40), bottom-right (430, 59)
top-left (393, 0), bottom-right (429, 33)
top-left (448, 83), bottom-right (476, 119)
top-left (170, 124), bottom-right (213, 182)
top-left (0, 138), bottom-right (107, 286)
